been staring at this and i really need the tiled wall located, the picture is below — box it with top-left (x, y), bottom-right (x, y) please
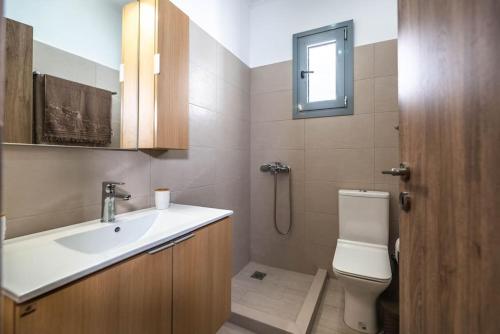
top-left (250, 40), bottom-right (399, 275)
top-left (2, 22), bottom-right (251, 274)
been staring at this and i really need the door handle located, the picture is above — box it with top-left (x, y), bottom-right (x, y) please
top-left (382, 163), bottom-right (410, 181)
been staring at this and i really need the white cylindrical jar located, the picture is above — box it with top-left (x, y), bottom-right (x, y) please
top-left (155, 188), bottom-right (170, 210)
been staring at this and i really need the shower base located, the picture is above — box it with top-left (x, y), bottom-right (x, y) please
top-left (229, 262), bottom-right (327, 334)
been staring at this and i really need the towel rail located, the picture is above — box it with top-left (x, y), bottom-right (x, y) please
top-left (33, 71), bottom-right (118, 95)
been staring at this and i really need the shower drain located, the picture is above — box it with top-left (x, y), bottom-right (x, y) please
top-left (250, 271), bottom-right (267, 280)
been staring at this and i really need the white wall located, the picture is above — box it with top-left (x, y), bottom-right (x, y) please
top-left (5, 0), bottom-right (397, 68)
top-left (4, 0), bottom-right (123, 69)
top-left (249, 0), bottom-right (397, 67)
top-left (171, 0), bottom-right (251, 65)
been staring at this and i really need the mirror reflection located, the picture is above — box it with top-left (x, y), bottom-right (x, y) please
top-left (3, 0), bottom-right (139, 149)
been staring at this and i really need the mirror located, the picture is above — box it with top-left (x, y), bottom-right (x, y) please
top-left (3, 0), bottom-right (139, 149)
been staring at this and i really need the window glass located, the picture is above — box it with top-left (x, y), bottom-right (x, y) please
top-left (307, 41), bottom-right (337, 103)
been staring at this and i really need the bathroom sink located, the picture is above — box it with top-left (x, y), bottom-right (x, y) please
top-left (55, 211), bottom-right (159, 254)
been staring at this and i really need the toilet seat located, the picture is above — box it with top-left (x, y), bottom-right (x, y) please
top-left (333, 239), bottom-right (392, 283)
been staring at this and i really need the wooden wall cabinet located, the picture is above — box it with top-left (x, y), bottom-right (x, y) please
top-left (2, 218), bottom-right (231, 334)
top-left (139, 0), bottom-right (189, 150)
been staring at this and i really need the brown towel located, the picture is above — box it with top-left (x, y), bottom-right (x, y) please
top-left (33, 74), bottom-right (113, 146)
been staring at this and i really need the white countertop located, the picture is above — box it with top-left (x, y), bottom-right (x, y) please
top-left (3, 204), bottom-right (233, 303)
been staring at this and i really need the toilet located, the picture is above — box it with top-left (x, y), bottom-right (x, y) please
top-left (332, 190), bottom-right (392, 333)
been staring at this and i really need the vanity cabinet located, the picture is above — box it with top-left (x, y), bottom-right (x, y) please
top-left (2, 218), bottom-right (232, 334)
top-left (138, 0), bottom-right (189, 150)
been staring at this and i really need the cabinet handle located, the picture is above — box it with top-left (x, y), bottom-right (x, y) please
top-left (20, 303), bottom-right (37, 317)
top-left (174, 233), bottom-right (195, 244)
top-left (147, 242), bottom-right (175, 254)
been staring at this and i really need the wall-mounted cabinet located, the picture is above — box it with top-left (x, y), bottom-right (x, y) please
top-left (138, 0), bottom-right (189, 150)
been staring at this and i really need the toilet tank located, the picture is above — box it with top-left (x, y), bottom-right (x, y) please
top-left (338, 190), bottom-right (390, 245)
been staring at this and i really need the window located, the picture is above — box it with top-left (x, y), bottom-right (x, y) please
top-left (293, 20), bottom-right (353, 119)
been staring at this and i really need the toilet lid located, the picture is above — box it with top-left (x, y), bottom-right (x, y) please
top-left (333, 239), bottom-right (392, 282)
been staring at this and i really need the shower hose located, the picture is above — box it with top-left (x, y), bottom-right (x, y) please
top-left (272, 169), bottom-right (293, 235)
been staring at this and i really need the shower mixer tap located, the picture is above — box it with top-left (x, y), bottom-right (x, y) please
top-left (260, 162), bottom-right (290, 175)
top-left (259, 162), bottom-right (292, 235)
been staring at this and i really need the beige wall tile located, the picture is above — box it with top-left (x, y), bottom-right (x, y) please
top-left (374, 111), bottom-right (399, 148)
top-left (251, 61), bottom-right (292, 94)
top-left (374, 147), bottom-right (400, 184)
top-left (4, 146), bottom-right (151, 220)
top-left (172, 185), bottom-right (217, 208)
top-left (189, 104), bottom-right (217, 147)
top-left (189, 21), bottom-right (217, 73)
top-left (374, 75), bottom-right (398, 112)
top-left (251, 90), bottom-right (292, 123)
top-left (251, 120), bottom-right (304, 150)
top-left (305, 243), bottom-right (336, 274)
top-left (305, 148), bottom-right (374, 183)
top-left (189, 63), bottom-right (217, 111)
top-left (217, 44), bottom-right (250, 92)
top-left (305, 114), bottom-right (373, 149)
top-left (216, 148), bottom-right (250, 184)
top-left (217, 79), bottom-right (250, 121)
top-left (354, 44), bottom-right (374, 80)
top-left (304, 212), bottom-right (338, 248)
top-left (304, 181), bottom-right (371, 215)
top-left (150, 147), bottom-right (217, 191)
top-left (305, 182), bottom-right (338, 215)
top-left (216, 114), bottom-right (251, 150)
top-left (354, 79), bottom-right (374, 114)
top-left (374, 39), bottom-right (398, 77)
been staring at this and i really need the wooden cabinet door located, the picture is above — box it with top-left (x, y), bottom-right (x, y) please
top-left (15, 247), bottom-right (173, 334)
top-left (208, 218), bottom-right (232, 332)
top-left (173, 218), bottom-right (232, 334)
top-left (138, 0), bottom-right (189, 150)
top-left (155, 0), bottom-right (189, 149)
top-left (172, 229), bottom-right (211, 334)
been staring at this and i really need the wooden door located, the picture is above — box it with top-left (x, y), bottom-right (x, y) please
top-left (173, 218), bottom-right (232, 334)
top-left (398, 1), bottom-right (500, 333)
top-left (14, 247), bottom-right (173, 334)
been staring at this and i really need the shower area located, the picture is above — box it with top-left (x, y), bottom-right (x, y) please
top-left (226, 19), bottom-right (399, 332)
top-left (228, 161), bottom-right (331, 333)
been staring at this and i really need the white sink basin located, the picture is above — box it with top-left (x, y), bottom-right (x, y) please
top-left (56, 211), bottom-right (159, 254)
top-left (3, 204), bottom-right (233, 303)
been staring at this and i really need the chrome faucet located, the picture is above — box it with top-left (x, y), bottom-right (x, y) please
top-left (101, 181), bottom-right (131, 223)
top-left (260, 162), bottom-right (291, 175)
